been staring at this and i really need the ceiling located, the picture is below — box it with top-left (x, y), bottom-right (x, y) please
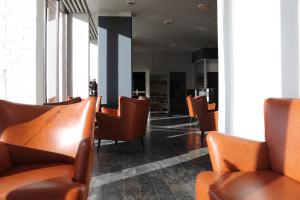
top-left (86, 0), bottom-right (217, 53)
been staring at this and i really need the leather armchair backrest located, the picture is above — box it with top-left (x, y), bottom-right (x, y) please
top-left (119, 96), bottom-right (150, 138)
top-left (138, 96), bottom-right (148, 100)
top-left (95, 96), bottom-right (102, 113)
top-left (43, 97), bottom-right (82, 105)
top-left (191, 96), bottom-right (208, 123)
top-left (186, 96), bottom-right (196, 118)
top-left (0, 98), bottom-right (96, 163)
top-left (265, 98), bottom-right (300, 182)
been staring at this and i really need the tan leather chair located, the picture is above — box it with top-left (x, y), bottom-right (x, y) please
top-left (196, 98), bottom-right (300, 200)
top-left (95, 96), bottom-right (150, 152)
top-left (100, 96), bottom-right (145, 117)
top-left (0, 98), bottom-right (96, 200)
top-left (100, 96), bottom-right (121, 117)
top-left (62, 96), bottom-right (101, 112)
top-left (191, 96), bottom-right (218, 146)
top-left (186, 95), bottom-right (216, 123)
top-left (43, 97), bottom-right (82, 105)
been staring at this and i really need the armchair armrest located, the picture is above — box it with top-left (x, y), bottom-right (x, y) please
top-left (207, 132), bottom-right (270, 172)
top-left (207, 111), bottom-right (218, 130)
top-left (208, 103), bottom-right (216, 111)
top-left (73, 137), bottom-right (93, 184)
top-left (95, 112), bottom-right (125, 140)
top-left (101, 107), bottom-right (119, 116)
top-left (0, 142), bottom-right (11, 173)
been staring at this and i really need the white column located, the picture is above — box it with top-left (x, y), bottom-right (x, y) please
top-left (118, 34), bottom-right (132, 98)
top-left (98, 26), bottom-right (107, 104)
top-left (281, 0), bottom-right (299, 97)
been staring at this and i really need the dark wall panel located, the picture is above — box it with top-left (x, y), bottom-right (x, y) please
top-left (98, 16), bottom-right (132, 107)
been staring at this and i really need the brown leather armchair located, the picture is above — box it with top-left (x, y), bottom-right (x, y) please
top-left (196, 98), bottom-right (300, 200)
top-left (191, 96), bottom-right (218, 146)
top-left (100, 96), bottom-right (146, 117)
top-left (43, 97), bottom-right (82, 105)
top-left (59, 96), bottom-right (101, 112)
top-left (95, 96), bottom-right (150, 152)
top-left (186, 95), bottom-right (216, 123)
top-left (100, 96), bottom-right (121, 117)
top-left (0, 98), bottom-right (96, 200)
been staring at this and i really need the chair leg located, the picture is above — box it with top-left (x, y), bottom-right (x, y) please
top-left (140, 137), bottom-right (145, 149)
top-left (97, 139), bottom-right (101, 153)
top-left (201, 131), bottom-right (205, 147)
top-left (115, 140), bottom-right (118, 146)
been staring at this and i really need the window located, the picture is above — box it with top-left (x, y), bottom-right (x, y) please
top-left (46, 0), bottom-right (68, 102)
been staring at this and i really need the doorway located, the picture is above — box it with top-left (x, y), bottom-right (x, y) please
top-left (170, 72), bottom-right (186, 114)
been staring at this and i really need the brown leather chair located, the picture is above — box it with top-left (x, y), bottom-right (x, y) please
top-left (63, 96), bottom-right (101, 112)
top-left (196, 98), bottom-right (300, 200)
top-left (186, 95), bottom-right (216, 123)
top-left (0, 98), bottom-right (96, 200)
top-left (95, 96), bottom-right (150, 152)
top-left (191, 96), bottom-right (218, 146)
top-left (43, 97), bottom-right (82, 105)
top-left (100, 96), bottom-right (121, 117)
top-left (100, 96), bottom-right (146, 117)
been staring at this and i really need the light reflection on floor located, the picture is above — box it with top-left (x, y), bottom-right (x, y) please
top-left (89, 115), bottom-right (212, 200)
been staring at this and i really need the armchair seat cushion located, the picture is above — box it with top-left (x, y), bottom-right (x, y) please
top-left (0, 164), bottom-right (85, 200)
top-left (196, 171), bottom-right (300, 200)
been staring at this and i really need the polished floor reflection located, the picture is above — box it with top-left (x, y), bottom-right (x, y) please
top-left (89, 115), bottom-right (212, 200)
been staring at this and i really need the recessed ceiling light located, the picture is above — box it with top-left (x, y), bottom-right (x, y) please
top-left (164, 19), bottom-right (174, 25)
top-left (197, 26), bottom-right (207, 31)
top-left (170, 43), bottom-right (176, 47)
top-left (198, 3), bottom-right (209, 11)
top-left (126, 0), bottom-right (136, 5)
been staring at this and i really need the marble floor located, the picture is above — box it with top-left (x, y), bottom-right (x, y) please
top-left (89, 115), bottom-right (212, 200)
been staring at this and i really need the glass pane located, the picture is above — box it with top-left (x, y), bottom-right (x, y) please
top-left (46, 0), bottom-right (59, 102)
top-left (59, 11), bottom-right (67, 101)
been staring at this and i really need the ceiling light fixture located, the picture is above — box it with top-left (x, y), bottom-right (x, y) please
top-left (126, 0), bottom-right (136, 5)
top-left (198, 0), bottom-right (209, 11)
top-left (197, 26), bottom-right (207, 31)
top-left (164, 19), bottom-right (174, 25)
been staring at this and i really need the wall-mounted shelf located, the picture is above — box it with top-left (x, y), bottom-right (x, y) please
top-left (150, 74), bottom-right (169, 113)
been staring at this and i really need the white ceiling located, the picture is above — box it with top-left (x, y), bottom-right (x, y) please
top-left (86, 0), bottom-right (217, 53)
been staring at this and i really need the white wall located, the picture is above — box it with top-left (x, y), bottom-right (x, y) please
top-left (218, 0), bottom-right (300, 141)
top-left (133, 52), bottom-right (194, 89)
top-left (0, 0), bottom-right (40, 104)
